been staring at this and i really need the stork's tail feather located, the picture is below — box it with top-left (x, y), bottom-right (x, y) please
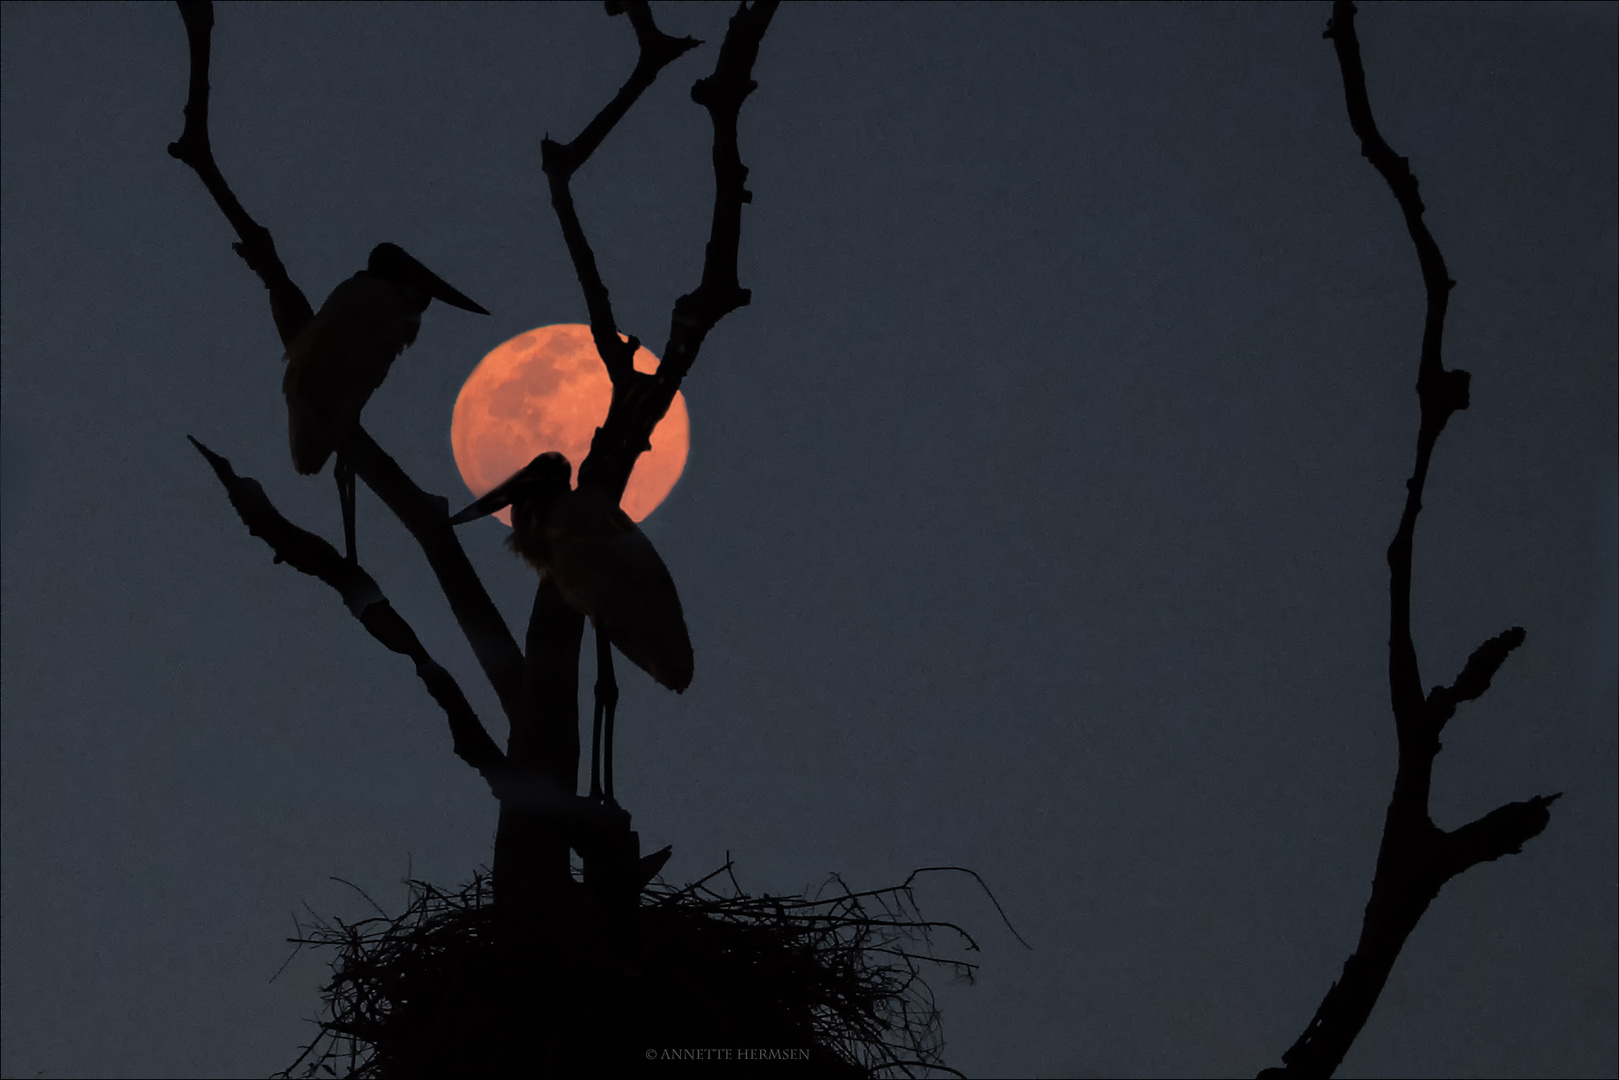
top-left (654, 652), bottom-right (694, 695)
top-left (613, 626), bottom-right (694, 694)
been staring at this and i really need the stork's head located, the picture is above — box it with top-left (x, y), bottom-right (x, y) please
top-left (367, 243), bottom-right (491, 316)
top-left (448, 452), bottom-right (572, 535)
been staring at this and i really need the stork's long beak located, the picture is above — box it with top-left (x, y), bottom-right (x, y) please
top-left (448, 480), bottom-right (516, 525)
top-left (423, 271), bottom-right (490, 316)
top-left (371, 243), bottom-right (491, 315)
top-left (449, 452), bottom-right (570, 524)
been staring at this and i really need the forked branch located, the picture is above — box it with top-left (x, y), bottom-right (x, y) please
top-left (346, 430), bottom-right (526, 724)
top-left (535, 0), bottom-right (779, 501)
top-left (577, 0), bottom-right (778, 499)
top-left (1260, 6), bottom-right (1560, 1076)
top-left (514, 0), bottom-right (777, 791)
top-left (539, 1), bottom-right (701, 387)
top-left (167, 0), bottom-right (311, 345)
top-left (665, 0), bottom-right (775, 377)
top-left (186, 437), bottom-right (509, 791)
top-left (169, 1), bottom-right (528, 735)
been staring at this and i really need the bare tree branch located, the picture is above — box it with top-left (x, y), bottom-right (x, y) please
top-left (167, 1), bottom-right (529, 732)
top-left (534, 0), bottom-right (779, 522)
top-left (1259, 6), bottom-right (1560, 1076)
top-left (1442, 793), bottom-right (1562, 878)
top-left (171, 0), bottom-right (781, 904)
top-left (346, 429), bottom-right (527, 725)
top-left (533, 0), bottom-right (783, 503)
top-left (1445, 625), bottom-right (1527, 705)
top-left (539, 1), bottom-right (701, 388)
top-left (1421, 626), bottom-right (1527, 735)
top-left (501, 2), bottom-right (777, 895)
top-left (166, 0), bottom-right (312, 346)
top-left (577, 0), bottom-right (780, 501)
top-left (1327, 0), bottom-right (1471, 734)
top-left (667, 0), bottom-right (775, 373)
top-left (186, 436), bottom-right (508, 790)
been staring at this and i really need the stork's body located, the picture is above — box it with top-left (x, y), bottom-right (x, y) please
top-left (451, 452), bottom-right (692, 801)
top-left (284, 243), bottom-right (488, 559)
top-left (284, 272), bottom-right (422, 476)
top-left (511, 484), bottom-right (694, 695)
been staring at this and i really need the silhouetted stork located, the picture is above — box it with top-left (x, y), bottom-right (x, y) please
top-left (284, 243), bottom-right (489, 562)
top-left (450, 452), bottom-right (692, 804)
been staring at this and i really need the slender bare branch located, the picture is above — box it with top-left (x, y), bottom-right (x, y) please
top-left (1259, 6), bottom-right (1559, 1076)
top-left (665, 0), bottom-right (776, 377)
top-left (533, 0), bottom-right (779, 503)
top-left (167, 1), bottom-right (528, 729)
top-left (1442, 793), bottom-right (1562, 878)
top-left (902, 867), bottom-right (1033, 950)
top-left (186, 436), bottom-right (508, 790)
top-left (167, 1), bottom-right (312, 346)
top-left (540, 1), bottom-right (701, 386)
top-left (1446, 625), bottom-right (1527, 705)
top-left (1421, 625), bottom-right (1527, 735)
top-left (1327, 0), bottom-right (1471, 731)
top-left (345, 429), bottom-right (526, 725)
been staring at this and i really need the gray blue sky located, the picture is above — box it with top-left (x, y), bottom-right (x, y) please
top-left (3, 3), bottom-right (1614, 1077)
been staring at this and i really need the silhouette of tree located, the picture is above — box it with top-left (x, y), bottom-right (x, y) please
top-left (1258, 5), bottom-right (1559, 1076)
top-left (170, 0), bottom-right (773, 913)
top-left (168, 2), bottom-right (1560, 1075)
top-left (169, 3), bottom-right (987, 1075)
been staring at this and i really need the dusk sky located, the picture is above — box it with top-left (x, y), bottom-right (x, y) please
top-left (2, 4), bottom-right (1614, 1077)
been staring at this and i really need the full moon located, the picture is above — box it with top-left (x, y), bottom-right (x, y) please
top-left (451, 324), bottom-right (689, 524)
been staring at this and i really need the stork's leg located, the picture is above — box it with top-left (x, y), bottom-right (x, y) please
top-left (335, 452), bottom-right (357, 564)
top-left (589, 675), bottom-right (605, 803)
top-left (596, 626), bottom-right (619, 804)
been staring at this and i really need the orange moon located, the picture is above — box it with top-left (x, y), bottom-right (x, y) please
top-left (451, 324), bottom-right (689, 524)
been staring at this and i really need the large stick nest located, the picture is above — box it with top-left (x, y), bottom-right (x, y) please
top-left (276, 863), bottom-right (1003, 1078)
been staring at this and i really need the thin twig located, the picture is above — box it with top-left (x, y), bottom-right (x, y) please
top-left (903, 866), bottom-right (1032, 950)
top-left (330, 877), bottom-right (391, 920)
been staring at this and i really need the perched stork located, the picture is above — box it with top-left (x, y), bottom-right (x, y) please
top-left (284, 243), bottom-right (489, 561)
top-left (450, 451), bottom-right (692, 803)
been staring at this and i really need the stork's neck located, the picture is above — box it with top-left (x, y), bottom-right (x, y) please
top-left (396, 282), bottom-right (432, 315)
top-left (506, 492), bottom-right (560, 573)
top-left (386, 279), bottom-right (428, 348)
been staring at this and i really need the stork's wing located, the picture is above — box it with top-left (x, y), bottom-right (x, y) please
top-left (282, 274), bottom-right (418, 474)
top-left (549, 491), bottom-right (694, 693)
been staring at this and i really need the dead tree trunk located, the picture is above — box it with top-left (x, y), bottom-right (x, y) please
top-left (493, 0), bottom-right (776, 911)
